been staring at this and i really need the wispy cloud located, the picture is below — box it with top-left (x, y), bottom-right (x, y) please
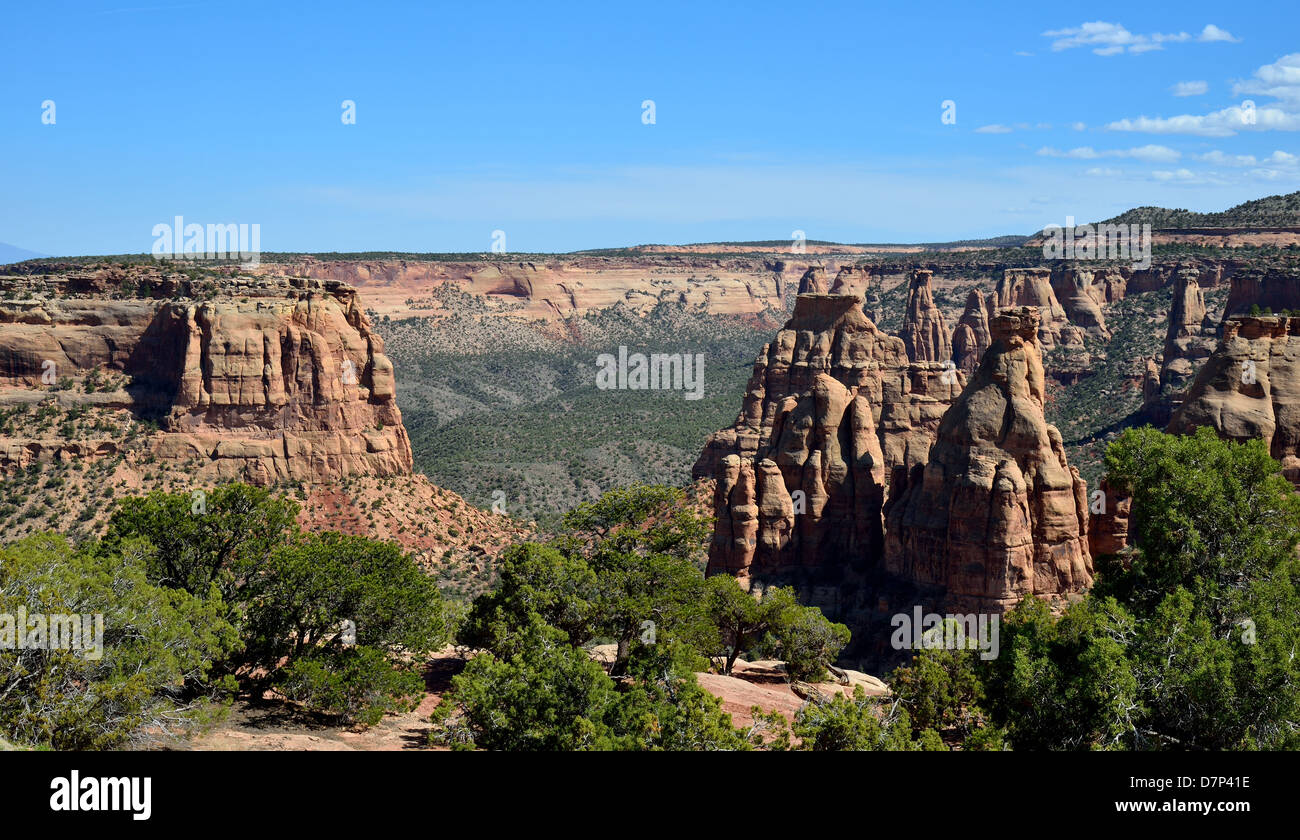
top-left (1107, 105), bottom-right (1300, 136)
top-left (1043, 21), bottom-right (1238, 55)
top-left (1151, 168), bottom-right (1228, 185)
top-left (1108, 54), bottom-right (1300, 136)
top-left (1195, 149), bottom-right (1299, 168)
top-left (1171, 80), bottom-right (1208, 96)
top-left (1037, 144), bottom-right (1182, 162)
top-left (975, 124), bottom-right (1014, 134)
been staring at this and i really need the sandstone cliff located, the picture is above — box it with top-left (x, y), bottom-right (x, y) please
top-left (1, 273), bottom-right (410, 485)
top-left (259, 255), bottom-right (810, 325)
top-left (699, 294), bottom-right (963, 579)
top-left (1141, 266), bottom-right (1218, 426)
top-left (1224, 266), bottom-right (1300, 318)
top-left (0, 266), bottom-right (533, 590)
top-left (797, 265), bottom-right (829, 295)
top-left (1168, 314), bottom-right (1300, 486)
top-left (883, 307), bottom-right (1094, 612)
top-left (949, 289), bottom-right (992, 378)
top-left (1049, 265), bottom-right (1117, 338)
top-left (994, 268), bottom-right (1078, 348)
top-left (900, 270), bottom-right (951, 363)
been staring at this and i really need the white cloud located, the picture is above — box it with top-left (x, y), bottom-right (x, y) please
top-left (1015, 51), bottom-right (1034, 57)
top-left (1198, 24), bottom-right (1239, 43)
top-left (1037, 144), bottom-right (1181, 162)
top-left (1233, 53), bottom-right (1300, 105)
top-left (1043, 22), bottom-right (1239, 55)
top-left (1152, 168), bottom-right (1215, 183)
top-left (975, 124), bottom-right (1014, 134)
top-left (1195, 150), bottom-right (1299, 168)
top-left (1085, 167), bottom-right (1124, 178)
top-left (1071, 122), bottom-right (1087, 131)
top-left (1171, 80), bottom-right (1208, 96)
top-left (1109, 56), bottom-right (1300, 136)
top-left (1107, 104), bottom-right (1300, 136)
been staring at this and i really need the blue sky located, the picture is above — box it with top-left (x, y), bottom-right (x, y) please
top-left (2, 0), bottom-right (1298, 255)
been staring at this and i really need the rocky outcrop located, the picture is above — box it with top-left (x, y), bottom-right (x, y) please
top-left (900, 270), bottom-right (951, 363)
top-left (699, 294), bottom-right (964, 578)
top-left (1141, 266), bottom-right (1217, 425)
top-left (826, 265), bottom-right (877, 298)
top-left (0, 275), bottom-right (412, 485)
top-left (883, 307), bottom-right (1094, 612)
top-left (1088, 478), bottom-right (1131, 561)
top-left (797, 266), bottom-right (827, 295)
top-left (1224, 267), bottom-right (1300, 318)
top-left (950, 289), bottom-right (992, 378)
top-left (1168, 314), bottom-right (1300, 486)
top-left (995, 268), bottom-right (1077, 348)
top-left (1049, 266), bottom-right (1116, 338)
top-left (263, 255), bottom-right (815, 325)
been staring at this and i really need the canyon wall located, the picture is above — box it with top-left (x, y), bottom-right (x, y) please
top-left (1168, 314), bottom-right (1300, 487)
top-left (884, 307), bottom-right (1094, 612)
top-left (0, 273), bottom-right (411, 485)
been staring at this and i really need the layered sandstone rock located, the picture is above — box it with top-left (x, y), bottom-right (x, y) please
top-left (900, 270), bottom-right (951, 363)
top-left (1168, 314), bottom-right (1300, 486)
top-left (1049, 266), bottom-right (1116, 338)
top-left (826, 265), bottom-right (876, 298)
top-left (1141, 267), bottom-right (1217, 425)
top-left (699, 294), bottom-right (964, 578)
top-left (1224, 266), bottom-right (1300, 318)
top-left (950, 289), bottom-right (992, 378)
top-left (994, 268), bottom-right (1076, 348)
top-left (260, 255), bottom-right (811, 323)
top-left (883, 307), bottom-right (1094, 612)
top-left (1088, 478), bottom-right (1131, 561)
top-left (0, 275), bottom-right (412, 485)
top-left (797, 265), bottom-right (829, 295)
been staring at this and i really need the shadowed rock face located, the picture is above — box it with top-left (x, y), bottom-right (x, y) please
top-left (1224, 267), bottom-right (1300, 318)
top-left (900, 269), bottom-right (951, 364)
top-left (1168, 315), bottom-right (1300, 487)
top-left (700, 293), bottom-right (963, 579)
top-left (1049, 266), bottom-right (1117, 339)
top-left (1141, 266), bottom-right (1217, 426)
top-left (0, 276), bottom-right (412, 485)
top-left (797, 265), bottom-right (829, 295)
top-left (884, 307), bottom-right (1094, 612)
top-left (950, 289), bottom-right (992, 378)
top-left (1088, 478), bottom-right (1131, 561)
top-left (995, 268), bottom-right (1077, 348)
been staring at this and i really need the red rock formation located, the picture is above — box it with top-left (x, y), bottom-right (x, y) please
top-left (700, 294), bottom-right (964, 579)
top-left (950, 289), bottom-right (992, 378)
top-left (883, 307), bottom-right (1094, 612)
top-left (1141, 266), bottom-right (1217, 425)
top-left (1088, 478), bottom-right (1131, 561)
top-left (0, 275), bottom-right (411, 485)
top-left (261, 255), bottom-right (814, 323)
top-left (900, 269), bottom-right (952, 363)
top-left (995, 268), bottom-right (1076, 348)
top-left (1168, 314), bottom-right (1300, 486)
top-left (1049, 266), bottom-right (1115, 338)
top-left (1224, 267), bottom-right (1300, 318)
top-left (797, 265), bottom-right (829, 295)
top-left (827, 265), bottom-right (877, 298)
